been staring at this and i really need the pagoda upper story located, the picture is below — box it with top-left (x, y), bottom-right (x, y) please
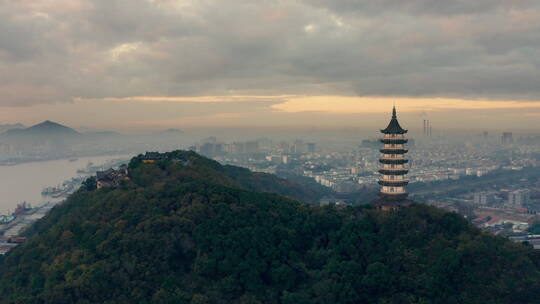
top-left (381, 107), bottom-right (407, 135)
top-left (377, 106), bottom-right (409, 203)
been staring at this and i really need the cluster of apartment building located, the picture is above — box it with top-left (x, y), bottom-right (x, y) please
top-left (473, 189), bottom-right (531, 208)
top-left (187, 133), bottom-right (540, 212)
top-left (191, 137), bottom-right (317, 158)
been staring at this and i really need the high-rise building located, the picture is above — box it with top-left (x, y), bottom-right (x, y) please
top-left (508, 190), bottom-right (530, 207)
top-left (291, 140), bottom-right (308, 154)
top-left (474, 192), bottom-right (493, 205)
top-left (231, 141), bottom-right (260, 154)
top-left (377, 107), bottom-right (410, 207)
top-left (199, 142), bottom-right (223, 157)
top-left (501, 132), bottom-right (513, 145)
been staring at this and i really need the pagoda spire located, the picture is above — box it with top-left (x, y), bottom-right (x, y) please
top-left (381, 106), bottom-right (407, 134)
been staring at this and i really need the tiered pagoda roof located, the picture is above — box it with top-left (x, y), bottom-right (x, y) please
top-left (378, 168), bottom-right (409, 175)
top-left (379, 158), bottom-right (409, 165)
top-left (381, 107), bottom-right (407, 134)
top-left (378, 180), bottom-right (409, 187)
top-left (379, 148), bottom-right (408, 154)
top-left (380, 138), bottom-right (408, 144)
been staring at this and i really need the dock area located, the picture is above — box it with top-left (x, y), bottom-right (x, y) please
top-left (0, 201), bottom-right (59, 254)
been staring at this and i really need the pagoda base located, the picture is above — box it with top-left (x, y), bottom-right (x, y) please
top-left (372, 194), bottom-right (414, 211)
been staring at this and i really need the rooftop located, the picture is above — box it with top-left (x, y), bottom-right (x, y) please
top-left (381, 107), bottom-right (407, 134)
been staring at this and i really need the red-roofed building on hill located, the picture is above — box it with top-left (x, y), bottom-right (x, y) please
top-left (96, 164), bottom-right (129, 189)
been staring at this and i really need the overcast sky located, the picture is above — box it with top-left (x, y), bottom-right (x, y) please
top-left (1, 0), bottom-right (539, 131)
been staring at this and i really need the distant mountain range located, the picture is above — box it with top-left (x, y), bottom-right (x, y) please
top-left (0, 121), bottom-right (190, 163)
top-left (157, 128), bottom-right (184, 135)
top-left (0, 123), bottom-right (25, 134)
top-left (2, 120), bottom-right (80, 139)
top-left (1, 121), bottom-right (184, 139)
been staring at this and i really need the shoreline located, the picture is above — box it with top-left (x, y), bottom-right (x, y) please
top-left (0, 154), bottom-right (132, 214)
top-left (0, 156), bottom-right (132, 254)
top-left (0, 152), bottom-right (134, 167)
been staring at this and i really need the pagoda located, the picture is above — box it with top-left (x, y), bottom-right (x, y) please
top-left (374, 106), bottom-right (411, 210)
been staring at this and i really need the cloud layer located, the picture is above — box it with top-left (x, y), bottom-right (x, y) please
top-left (1, 0), bottom-right (540, 107)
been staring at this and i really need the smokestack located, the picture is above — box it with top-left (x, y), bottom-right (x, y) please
top-left (423, 119), bottom-right (431, 137)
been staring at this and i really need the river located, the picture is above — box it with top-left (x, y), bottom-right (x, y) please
top-left (0, 155), bottom-right (133, 214)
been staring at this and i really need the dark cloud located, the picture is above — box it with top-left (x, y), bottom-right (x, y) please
top-left (308, 0), bottom-right (539, 16)
top-left (1, 0), bottom-right (540, 106)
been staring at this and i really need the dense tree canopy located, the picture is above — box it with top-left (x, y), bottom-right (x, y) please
top-left (529, 222), bottom-right (540, 235)
top-left (0, 151), bottom-right (539, 304)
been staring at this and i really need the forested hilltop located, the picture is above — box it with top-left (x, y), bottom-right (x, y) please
top-left (1, 151), bottom-right (539, 304)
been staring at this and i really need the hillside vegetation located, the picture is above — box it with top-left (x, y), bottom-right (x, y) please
top-left (0, 151), bottom-right (539, 304)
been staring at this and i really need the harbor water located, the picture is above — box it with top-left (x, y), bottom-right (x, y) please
top-left (0, 155), bottom-right (132, 215)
